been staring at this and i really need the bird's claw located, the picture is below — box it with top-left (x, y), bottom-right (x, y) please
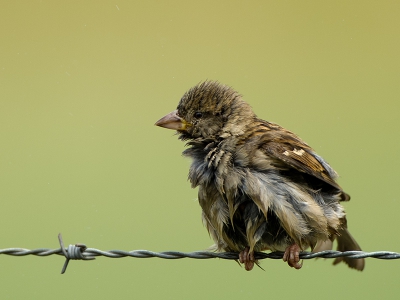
top-left (239, 247), bottom-right (255, 271)
top-left (283, 244), bottom-right (303, 269)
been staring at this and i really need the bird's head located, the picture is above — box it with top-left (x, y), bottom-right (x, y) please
top-left (155, 81), bottom-right (255, 141)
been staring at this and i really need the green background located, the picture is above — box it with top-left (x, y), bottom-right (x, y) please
top-left (1, 0), bottom-right (399, 299)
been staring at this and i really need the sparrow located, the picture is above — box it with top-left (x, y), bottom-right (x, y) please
top-left (155, 81), bottom-right (364, 271)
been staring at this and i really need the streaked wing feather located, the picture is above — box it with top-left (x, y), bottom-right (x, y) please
top-left (264, 142), bottom-right (341, 190)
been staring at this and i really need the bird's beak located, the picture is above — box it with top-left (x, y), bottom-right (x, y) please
top-left (155, 110), bottom-right (190, 131)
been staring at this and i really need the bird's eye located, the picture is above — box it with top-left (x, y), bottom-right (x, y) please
top-left (194, 112), bottom-right (203, 119)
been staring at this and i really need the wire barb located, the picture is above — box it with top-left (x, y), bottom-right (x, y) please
top-left (58, 233), bottom-right (95, 274)
top-left (0, 233), bottom-right (398, 273)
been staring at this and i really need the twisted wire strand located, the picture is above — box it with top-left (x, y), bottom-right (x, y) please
top-left (2, 248), bottom-right (400, 260)
top-left (0, 234), bottom-right (398, 273)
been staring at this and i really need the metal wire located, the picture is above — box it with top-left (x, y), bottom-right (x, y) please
top-left (0, 234), bottom-right (398, 274)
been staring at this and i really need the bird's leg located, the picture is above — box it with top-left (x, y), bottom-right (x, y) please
top-left (283, 244), bottom-right (303, 269)
top-left (239, 246), bottom-right (255, 271)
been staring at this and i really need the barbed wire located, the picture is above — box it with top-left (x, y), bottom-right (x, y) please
top-left (1, 234), bottom-right (399, 274)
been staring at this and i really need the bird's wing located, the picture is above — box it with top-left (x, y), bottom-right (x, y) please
top-left (258, 122), bottom-right (349, 199)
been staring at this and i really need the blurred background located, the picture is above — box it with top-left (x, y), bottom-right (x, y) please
top-left (1, 0), bottom-right (399, 299)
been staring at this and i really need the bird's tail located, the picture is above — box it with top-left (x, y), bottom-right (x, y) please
top-left (313, 217), bottom-right (365, 271)
top-left (333, 227), bottom-right (365, 271)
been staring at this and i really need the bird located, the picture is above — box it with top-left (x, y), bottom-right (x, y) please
top-left (155, 81), bottom-right (364, 271)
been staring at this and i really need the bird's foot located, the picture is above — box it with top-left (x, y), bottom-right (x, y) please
top-left (239, 246), bottom-right (255, 271)
top-left (283, 244), bottom-right (303, 269)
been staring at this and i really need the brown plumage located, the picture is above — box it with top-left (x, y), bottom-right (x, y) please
top-left (155, 81), bottom-right (364, 271)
